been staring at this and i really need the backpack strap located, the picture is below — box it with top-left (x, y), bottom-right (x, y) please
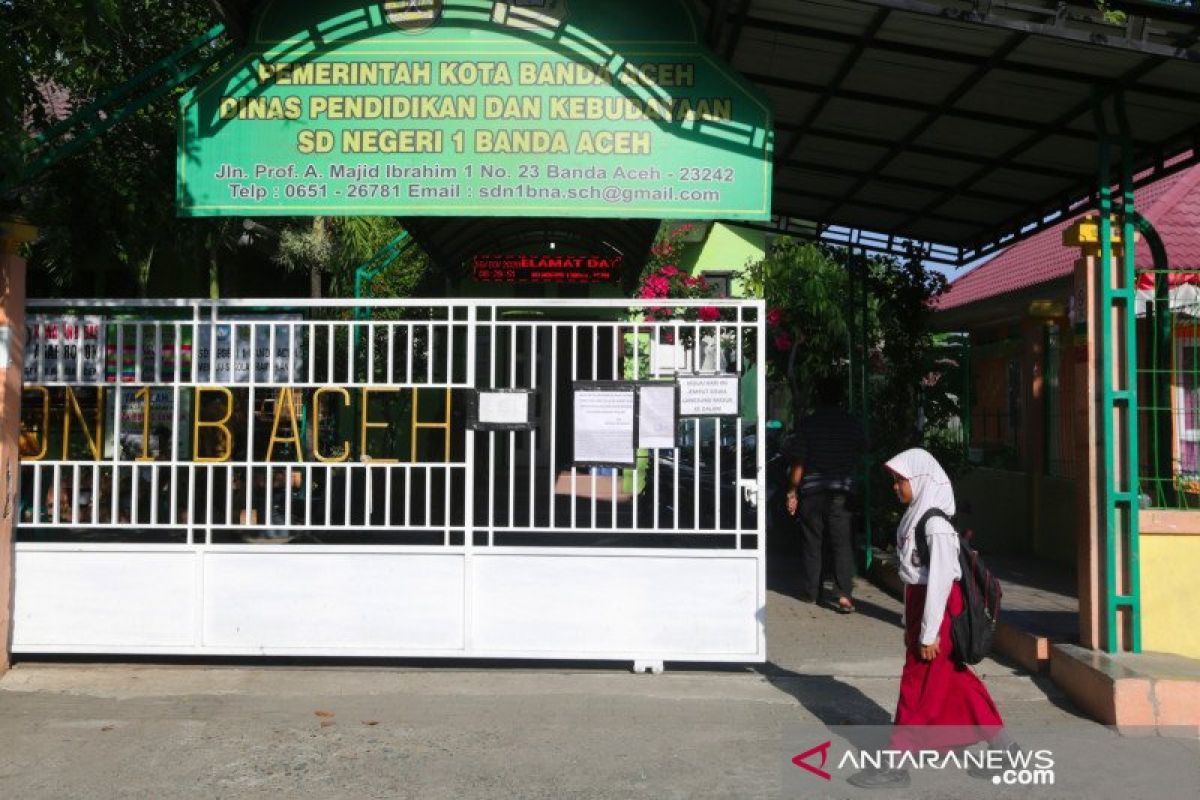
top-left (914, 508), bottom-right (953, 568)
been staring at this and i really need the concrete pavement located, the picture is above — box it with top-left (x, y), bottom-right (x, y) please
top-left (0, 562), bottom-right (1102, 799)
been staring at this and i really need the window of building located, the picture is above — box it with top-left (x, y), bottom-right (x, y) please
top-left (1173, 331), bottom-right (1200, 482)
top-left (702, 271), bottom-right (734, 298)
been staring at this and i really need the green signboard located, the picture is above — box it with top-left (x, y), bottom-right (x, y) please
top-left (178, 0), bottom-right (773, 219)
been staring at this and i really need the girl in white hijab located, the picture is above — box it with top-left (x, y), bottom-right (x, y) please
top-left (887, 447), bottom-right (960, 653)
top-left (849, 447), bottom-right (1004, 789)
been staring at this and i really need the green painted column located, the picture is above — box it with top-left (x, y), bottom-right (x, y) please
top-left (1093, 93), bottom-right (1142, 653)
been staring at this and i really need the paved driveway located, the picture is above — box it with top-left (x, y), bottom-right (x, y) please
top-left (0, 562), bottom-right (1099, 799)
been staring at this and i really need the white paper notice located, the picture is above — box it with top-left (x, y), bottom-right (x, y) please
top-left (478, 391), bottom-right (530, 425)
top-left (678, 374), bottom-right (740, 417)
top-left (638, 385), bottom-right (677, 449)
top-left (24, 316), bottom-right (106, 382)
top-left (573, 388), bottom-right (636, 465)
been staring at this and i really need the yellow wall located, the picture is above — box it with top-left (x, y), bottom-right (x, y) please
top-left (1140, 532), bottom-right (1200, 659)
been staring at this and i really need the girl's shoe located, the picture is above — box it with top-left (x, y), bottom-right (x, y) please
top-left (847, 768), bottom-right (910, 789)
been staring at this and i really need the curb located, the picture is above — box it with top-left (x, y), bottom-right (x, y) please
top-left (867, 557), bottom-right (1048, 673)
top-left (866, 555), bottom-right (1200, 731)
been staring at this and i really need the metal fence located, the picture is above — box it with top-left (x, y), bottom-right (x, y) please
top-left (12, 298), bottom-right (767, 663)
top-left (1136, 272), bottom-right (1200, 509)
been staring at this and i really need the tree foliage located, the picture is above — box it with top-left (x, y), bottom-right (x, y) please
top-left (742, 238), bottom-right (850, 398)
top-left (741, 238), bottom-right (949, 462)
top-left (273, 216), bottom-right (432, 302)
top-left (2, 1), bottom-right (434, 301)
top-left (3, 0), bottom-right (231, 296)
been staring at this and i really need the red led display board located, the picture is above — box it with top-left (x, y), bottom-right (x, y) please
top-left (473, 254), bottom-right (623, 283)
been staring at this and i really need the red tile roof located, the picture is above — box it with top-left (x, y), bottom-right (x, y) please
top-left (935, 162), bottom-right (1200, 312)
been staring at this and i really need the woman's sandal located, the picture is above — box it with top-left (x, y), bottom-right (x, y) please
top-left (836, 598), bottom-right (856, 614)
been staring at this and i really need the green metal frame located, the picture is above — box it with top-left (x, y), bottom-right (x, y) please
top-left (1133, 211), bottom-right (1176, 509)
top-left (353, 230), bottom-right (413, 318)
top-left (350, 230), bottom-right (416, 456)
top-left (844, 242), bottom-right (874, 572)
top-left (6, 24), bottom-right (233, 193)
top-left (1093, 91), bottom-right (1143, 653)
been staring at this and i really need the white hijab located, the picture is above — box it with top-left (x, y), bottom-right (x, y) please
top-left (885, 447), bottom-right (956, 552)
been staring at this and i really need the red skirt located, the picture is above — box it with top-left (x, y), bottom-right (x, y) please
top-left (892, 582), bottom-right (1003, 751)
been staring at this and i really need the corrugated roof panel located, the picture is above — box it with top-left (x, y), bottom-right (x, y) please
top-left (1011, 38), bottom-right (1143, 79)
top-left (972, 171), bottom-right (1068, 201)
top-left (919, 116), bottom-right (1031, 156)
top-left (840, 53), bottom-right (971, 101)
top-left (956, 73), bottom-right (1087, 123)
top-left (885, 152), bottom-right (981, 186)
top-left (936, 166), bottom-right (1200, 310)
top-left (818, 96), bottom-right (930, 136)
top-left (856, 182), bottom-right (944, 208)
top-left (881, 13), bottom-right (1014, 57)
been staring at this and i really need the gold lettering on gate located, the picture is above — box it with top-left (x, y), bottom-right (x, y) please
top-left (266, 387), bottom-right (305, 462)
top-left (22, 386), bottom-right (50, 461)
top-left (135, 386), bottom-right (155, 461)
top-left (193, 386), bottom-right (234, 462)
top-left (360, 387), bottom-right (399, 463)
top-left (62, 386), bottom-right (104, 461)
top-left (312, 386), bottom-right (351, 462)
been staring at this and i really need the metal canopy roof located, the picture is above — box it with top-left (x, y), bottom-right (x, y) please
top-left (701, 0), bottom-right (1200, 264)
top-left (210, 1), bottom-right (1200, 267)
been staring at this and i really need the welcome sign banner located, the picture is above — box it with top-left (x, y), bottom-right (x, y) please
top-left (177, 0), bottom-right (773, 219)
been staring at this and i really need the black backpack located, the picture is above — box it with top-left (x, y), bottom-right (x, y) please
top-left (915, 509), bottom-right (1002, 665)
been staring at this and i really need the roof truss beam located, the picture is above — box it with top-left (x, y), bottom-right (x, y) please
top-left (856, 0), bottom-right (1200, 61)
top-left (780, 156), bottom-right (1033, 206)
top-left (775, 7), bottom-right (892, 166)
top-left (773, 121), bottom-right (1093, 182)
top-left (742, 71), bottom-right (1153, 147)
top-left (774, 185), bottom-right (989, 228)
top-left (738, 14), bottom-right (1200, 105)
top-left (895, 26), bottom-right (1200, 239)
top-left (819, 31), bottom-right (1030, 224)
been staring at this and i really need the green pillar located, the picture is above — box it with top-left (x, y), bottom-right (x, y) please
top-left (1094, 92), bottom-right (1142, 653)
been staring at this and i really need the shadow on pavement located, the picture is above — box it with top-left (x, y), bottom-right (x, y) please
top-left (760, 664), bottom-right (895, 752)
top-left (841, 596), bottom-right (902, 628)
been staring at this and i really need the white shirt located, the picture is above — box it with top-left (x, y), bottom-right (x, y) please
top-left (897, 515), bottom-right (961, 646)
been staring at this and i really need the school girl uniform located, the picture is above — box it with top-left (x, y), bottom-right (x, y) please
top-left (885, 448), bottom-right (1003, 749)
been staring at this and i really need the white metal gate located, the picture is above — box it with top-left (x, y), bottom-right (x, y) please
top-left (11, 298), bottom-right (765, 665)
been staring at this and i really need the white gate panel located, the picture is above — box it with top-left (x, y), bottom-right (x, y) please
top-left (13, 549), bottom-right (196, 649)
top-left (14, 298), bottom-right (767, 664)
top-left (470, 554), bottom-right (760, 658)
top-left (202, 551), bottom-right (465, 651)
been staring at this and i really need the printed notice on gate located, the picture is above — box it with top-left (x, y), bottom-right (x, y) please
top-left (573, 387), bottom-right (636, 465)
top-left (24, 316), bottom-right (106, 383)
top-left (478, 391), bottom-right (530, 425)
top-left (637, 384), bottom-right (677, 449)
top-left (678, 374), bottom-right (739, 417)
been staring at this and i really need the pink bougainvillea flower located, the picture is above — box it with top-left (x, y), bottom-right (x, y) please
top-left (659, 265), bottom-right (678, 276)
top-left (638, 287), bottom-right (657, 299)
top-left (684, 276), bottom-right (699, 287)
top-left (698, 306), bottom-right (721, 322)
top-left (766, 308), bottom-right (783, 327)
top-left (645, 275), bottom-right (670, 295)
top-left (773, 332), bottom-right (794, 352)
